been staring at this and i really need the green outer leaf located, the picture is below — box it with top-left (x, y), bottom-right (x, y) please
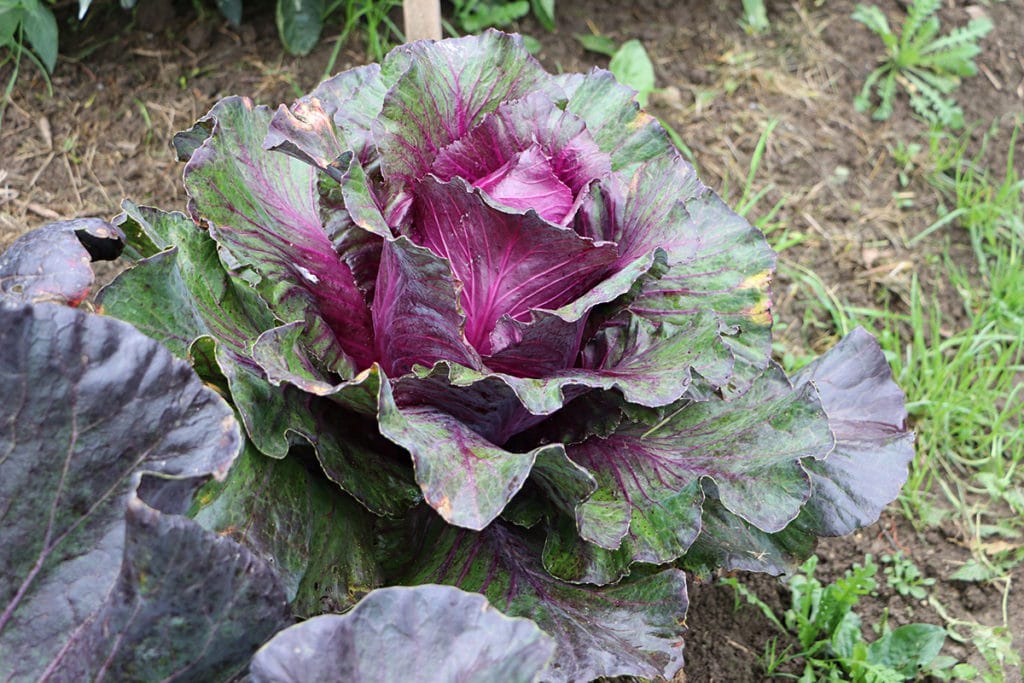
top-left (190, 441), bottom-right (383, 618)
top-left (338, 156), bottom-right (391, 236)
top-left (99, 204), bottom-right (418, 517)
top-left (560, 365), bottom-right (833, 575)
top-left (0, 302), bottom-right (245, 678)
top-left (541, 513), bottom-right (637, 585)
top-left (250, 585), bottom-right (556, 683)
top-left (579, 310), bottom-right (733, 405)
top-left (679, 328), bottom-right (915, 577)
top-left (181, 96), bottom-right (374, 373)
top-left (529, 448), bottom-right (597, 521)
top-left (98, 203), bottom-right (295, 459)
top-left (377, 378), bottom-right (563, 530)
top-left (100, 203), bottom-right (276, 361)
top-left (511, 390), bottom-right (625, 449)
top-left (249, 324), bottom-right (389, 417)
top-left (218, 350), bottom-right (419, 518)
top-left (250, 321), bottom-right (344, 396)
top-left (299, 391), bottom-right (422, 517)
top-left (277, 0), bottom-right (323, 56)
top-left (677, 497), bottom-right (818, 578)
top-left (629, 188), bottom-right (775, 393)
top-left (558, 68), bottom-right (673, 177)
top-left (388, 515), bottom-right (688, 682)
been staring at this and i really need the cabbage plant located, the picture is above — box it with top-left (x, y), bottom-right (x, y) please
top-left (0, 31), bottom-right (913, 682)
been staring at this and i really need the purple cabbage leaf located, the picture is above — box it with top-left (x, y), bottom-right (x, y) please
top-left (680, 328), bottom-right (915, 577)
top-left (0, 300), bottom-right (290, 681)
top-left (98, 202), bottom-right (419, 517)
top-left (0, 217), bottom-right (124, 306)
top-left (249, 585), bottom-right (556, 683)
top-left (382, 511), bottom-right (688, 682)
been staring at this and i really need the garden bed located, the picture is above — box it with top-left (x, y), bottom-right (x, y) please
top-left (1, 0), bottom-right (1020, 679)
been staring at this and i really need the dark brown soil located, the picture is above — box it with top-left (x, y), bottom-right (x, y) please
top-left (2, 0), bottom-right (1021, 680)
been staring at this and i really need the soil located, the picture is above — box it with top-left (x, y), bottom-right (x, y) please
top-left (1, 0), bottom-right (1021, 680)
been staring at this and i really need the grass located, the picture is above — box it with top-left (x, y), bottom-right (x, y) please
top-left (726, 105), bottom-right (1022, 679)
top-left (760, 121), bottom-right (1023, 554)
top-left (322, 0), bottom-right (404, 77)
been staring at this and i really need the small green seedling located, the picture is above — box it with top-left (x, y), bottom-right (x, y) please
top-left (740, 0), bottom-right (769, 34)
top-left (608, 39), bottom-right (656, 107)
top-left (852, 0), bottom-right (992, 128)
top-left (451, 0), bottom-right (529, 33)
top-left (574, 33), bottom-right (656, 106)
top-left (881, 552), bottom-right (936, 600)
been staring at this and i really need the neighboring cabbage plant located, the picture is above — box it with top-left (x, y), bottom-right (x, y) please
top-left (0, 31), bottom-right (914, 682)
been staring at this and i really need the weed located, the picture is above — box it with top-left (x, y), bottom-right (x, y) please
top-left (740, 0), bottom-right (769, 35)
top-left (852, 0), bottom-right (992, 128)
top-left (445, 0), bottom-right (554, 38)
top-left (728, 118), bottom-right (787, 236)
top-left (0, 0), bottom-right (57, 127)
top-left (450, 0), bottom-right (528, 33)
top-left (881, 552), bottom-right (935, 600)
top-left (722, 555), bottom-right (953, 681)
top-left (888, 140), bottom-right (924, 189)
top-left (322, 0), bottom-right (404, 75)
top-left (606, 39), bottom-right (656, 107)
top-left (928, 588), bottom-right (1021, 682)
top-left (894, 127), bottom-right (1024, 573)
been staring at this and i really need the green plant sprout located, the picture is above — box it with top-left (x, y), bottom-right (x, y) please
top-left (881, 552), bottom-right (936, 600)
top-left (322, 0), bottom-right (405, 74)
top-left (852, 0), bottom-right (992, 128)
top-left (445, 0), bottom-right (554, 37)
top-left (928, 588), bottom-right (1020, 682)
top-left (741, 0), bottom-right (769, 34)
top-left (722, 555), bottom-right (954, 681)
top-left (0, 0), bottom-right (57, 126)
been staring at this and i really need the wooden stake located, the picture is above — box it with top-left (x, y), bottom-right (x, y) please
top-left (403, 0), bottom-right (442, 42)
